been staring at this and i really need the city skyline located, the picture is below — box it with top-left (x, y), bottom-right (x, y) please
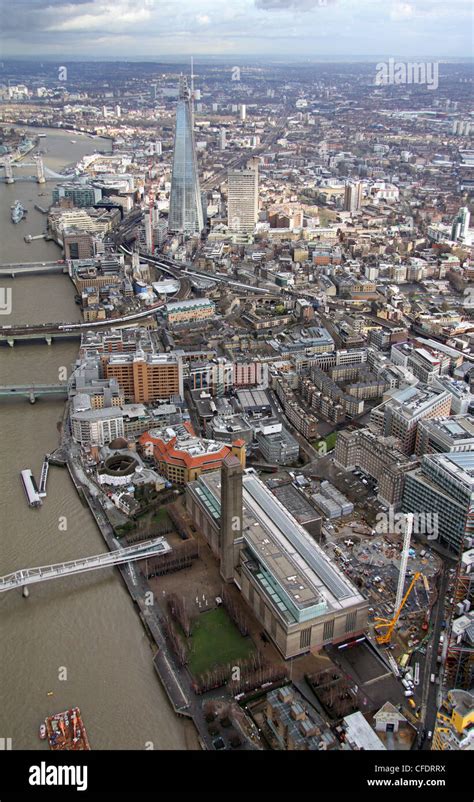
top-left (0, 5), bottom-right (472, 791)
top-left (2, 0), bottom-right (474, 60)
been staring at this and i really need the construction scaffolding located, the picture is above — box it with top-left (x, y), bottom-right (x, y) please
top-left (443, 505), bottom-right (474, 691)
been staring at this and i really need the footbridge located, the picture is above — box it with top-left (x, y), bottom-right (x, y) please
top-left (0, 537), bottom-right (171, 593)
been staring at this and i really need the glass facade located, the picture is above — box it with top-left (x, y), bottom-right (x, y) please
top-left (168, 79), bottom-right (204, 235)
top-left (402, 453), bottom-right (473, 554)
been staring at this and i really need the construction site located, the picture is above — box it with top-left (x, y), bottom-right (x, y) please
top-left (321, 515), bottom-right (442, 659)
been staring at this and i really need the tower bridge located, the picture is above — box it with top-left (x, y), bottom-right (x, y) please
top-left (1, 156), bottom-right (67, 183)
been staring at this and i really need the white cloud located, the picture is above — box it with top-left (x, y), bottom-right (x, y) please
top-left (390, 3), bottom-right (415, 21)
top-left (46, 1), bottom-right (152, 32)
top-left (2, 0), bottom-right (473, 57)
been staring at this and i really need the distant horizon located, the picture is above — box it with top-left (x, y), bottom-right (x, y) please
top-left (2, 1), bottom-right (473, 62)
top-left (2, 54), bottom-right (473, 64)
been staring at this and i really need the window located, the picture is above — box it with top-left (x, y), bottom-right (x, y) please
top-left (323, 619), bottom-right (334, 641)
top-left (299, 627), bottom-right (311, 649)
top-left (345, 611), bottom-right (357, 633)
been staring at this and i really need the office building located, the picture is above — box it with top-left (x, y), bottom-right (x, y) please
top-left (168, 77), bottom-right (204, 235)
top-left (402, 452), bottom-right (474, 554)
top-left (186, 468), bottom-right (368, 659)
top-left (451, 207), bottom-right (470, 242)
top-left (144, 210), bottom-right (153, 251)
top-left (406, 347), bottom-right (449, 385)
top-left (240, 104), bottom-right (246, 121)
top-left (255, 420), bottom-right (299, 465)
top-left (445, 543), bottom-right (474, 690)
top-left (103, 350), bottom-right (184, 404)
top-left (227, 161), bottom-right (259, 233)
top-left (432, 376), bottom-right (473, 415)
top-left (219, 128), bottom-right (226, 151)
top-left (372, 385), bottom-right (452, 455)
top-left (335, 428), bottom-right (415, 508)
top-left (233, 360), bottom-right (266, 388)
top-left (188, 358), bottom-right (233, 396)
top-left (48, 206), bottom-right (120, 239)
top-left (343, 181), bottom-right (363, 213)
top-left (53, 183), bottom-right (102, 208)
top-left (63, 231), bottom-right (94, 260)
top-left (206, 413), bottom-right (253, 445)
top-left (415, 415), bottom-right (474, 456)
top-left (432, 690), bottom-right (474, 750)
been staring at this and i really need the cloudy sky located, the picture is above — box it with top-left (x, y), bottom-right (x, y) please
top-left (2, 0), bottom-right (473, 60)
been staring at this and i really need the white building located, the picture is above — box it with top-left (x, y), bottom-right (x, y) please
top-left (227, 161), bottom-right (259, 233)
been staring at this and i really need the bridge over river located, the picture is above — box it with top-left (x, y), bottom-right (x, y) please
top-left (0, 537), bottom-right (171, 593)
top-left (0, 384), bottom-right (69, 402)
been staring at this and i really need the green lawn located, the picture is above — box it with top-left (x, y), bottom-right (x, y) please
top-left (152, 508), bottom-right (172, 526)
top-left (187, 607), bottom-right (255, 677)
top-left (313, 431), bottom-right (337, 454)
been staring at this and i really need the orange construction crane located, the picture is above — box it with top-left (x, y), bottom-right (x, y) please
top-left (374, 571), bottom-right (422, 645)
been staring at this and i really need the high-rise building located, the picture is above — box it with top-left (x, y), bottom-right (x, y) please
top-left (344, 181), bottom-right (363, 213)
top-left (168, 77), bottom-right (204, 235)
top-left (451, 207), bottom-right (470, 241)
top-left (402, 452), bottom-right (474, 554)
top-left (444, 541), bottom-right (474, 690)
top-left (144, 209), bottom-right (153, 252)
top-left (219, 128), bottom-right (226, 151)
top-left (227, 160), bottom-right (259, 233)
top-left (240, 104), bottom-right (246, 121)
top-left (103, 351), bottom-right (184, 403)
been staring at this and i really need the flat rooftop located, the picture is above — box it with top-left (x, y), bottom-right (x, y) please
top-left (343, 711), bottom-right (386, 751)
top-left (236, 388), bottom-right (271, 409)
top-left (272, 482), bottom-right (321, 525)
top-left (389, 384), bottom-right (448, 417)
top-left (427, 451), bottom-right (474, 491)
top-left (196, 470), bottom-right (364, 624)
top-left (423, 415), bottom-right (474, 441)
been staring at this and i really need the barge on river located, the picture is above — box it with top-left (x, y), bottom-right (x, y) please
top-left (44, 707), bottom-right (90, 750)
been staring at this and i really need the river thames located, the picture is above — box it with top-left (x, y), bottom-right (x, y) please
top-left (0, 129), bottom-right (195, 749)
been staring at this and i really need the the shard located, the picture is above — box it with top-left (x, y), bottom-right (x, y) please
top-left (168, 77), bottom-right (204, 235)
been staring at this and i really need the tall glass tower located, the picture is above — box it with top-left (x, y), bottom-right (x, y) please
top-left (168, 77), bottom-right (204, 235)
